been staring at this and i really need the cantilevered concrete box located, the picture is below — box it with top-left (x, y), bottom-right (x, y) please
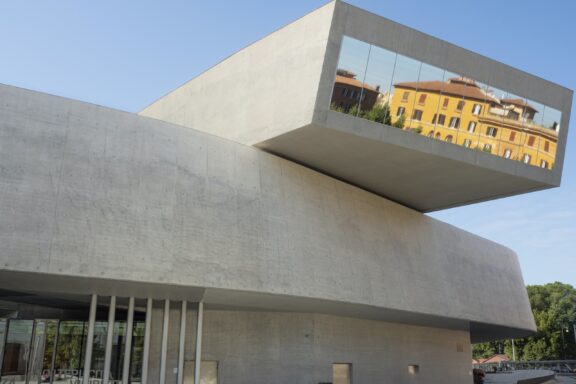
top-left (141, 1), bottom-right (573, 212)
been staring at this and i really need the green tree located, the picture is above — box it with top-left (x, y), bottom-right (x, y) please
top-left (473, 342), bottom-right (496, 359)
top-left (362, 104), bottom-right (391, 124)
top-left (392, 113), bottom-right (406, 128)
top-left (473, 282), bottom-right (576, 361)
top-left (523, 282), bottom-right (576, 360)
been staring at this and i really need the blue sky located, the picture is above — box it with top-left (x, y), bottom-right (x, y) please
top-left (1, 1), bottom-right (574, 287)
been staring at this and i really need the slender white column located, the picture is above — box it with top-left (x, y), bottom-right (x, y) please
top-left (141, 298), bottom-right (153, 384)
top-left (194, 302), bottom-right (204, 384)
top-left (82, 294), bottom-right (98, 384)
top-left (177, 301), bottom-right (187, 384)
top-left (122, 297), bottom-right (135, 384)
top-left (102, 296), bottom-right (116, 384)
top-left (159, 299), bottom-right (170, 384)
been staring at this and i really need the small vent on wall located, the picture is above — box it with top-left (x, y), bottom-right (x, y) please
top-left (408, 365), bottom-right (419, 375)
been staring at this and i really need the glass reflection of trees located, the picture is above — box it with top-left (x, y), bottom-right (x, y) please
top-left (0, 319), bottom-right (145, 383)
top-left (330, 36), bottom-right (561, 170)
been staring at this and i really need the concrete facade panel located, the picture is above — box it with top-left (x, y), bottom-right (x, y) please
top-left (144, 310), bottom-right (472, 384)
top-left (0, 84), bottom-right (534, 336)
top-left (140, 2), bottom-right (335, 146)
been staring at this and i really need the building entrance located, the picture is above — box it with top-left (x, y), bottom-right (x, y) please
top-left (0, 294), bottom-right (145, 384)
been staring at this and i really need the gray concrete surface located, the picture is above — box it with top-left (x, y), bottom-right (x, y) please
top-left (145, 308), bottom-right (472, 384)
top-left (140, 1), bottom-right (335, 146)
top-left (0, 83), bottom-right (535, 339)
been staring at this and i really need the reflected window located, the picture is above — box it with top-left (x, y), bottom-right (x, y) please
top-left (449, 117), bottom-right (460, 129)
top-left (437, 114), bottom-right (446, 126)
top-left (483, 143), bottom-right (492, 153)
top-left (456, 100), bottom-right (465, 111)
top-left (527, 136), bottom-right (535, 146)
top-left (523, 154), bottom-right (531, 164)
top-left (412, 110), bottom-right (423, 121)
top-left (442, 98), bottom-right (449, 109)
top-left (1, 320), bottom-right (34, 383)
top-left (418, 94), bottom-right (427, 105)
top-left (509, 131), bottom-right (516, 142)
top-left (445, 135), bottom-right (453, 143)
top-left (486, 127), bottom-right (498, 137)
top-left (472, 104), bottom-right (482, 115)
top-left (467, 121), bottom-right (476, 133)
top-left (504, 149), bottom-right (512, 159)
top-left (396, 107), bottom-right (405, 117)
top-left (330, 37), bottom-right (371, 116)
top-left (463, 139), bottom-right (471, 148)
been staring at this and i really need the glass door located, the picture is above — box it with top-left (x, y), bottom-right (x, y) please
top-left (1, 319), bottom-right (34, 384)
top-left (25, 320), bottom-right (59, 384)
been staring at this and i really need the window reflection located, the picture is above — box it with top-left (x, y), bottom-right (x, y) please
top-left (331, 36), bottom-right (371, 115)
top-left (330, 36), bottom-right (561, 170)
top-left (1, 320), bottom-right (34, 383)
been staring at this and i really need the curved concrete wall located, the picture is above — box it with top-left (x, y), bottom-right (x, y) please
top-left (0, 84), bottom-right (534, 336)
top-left (146, 308), bottom-right (472, 384)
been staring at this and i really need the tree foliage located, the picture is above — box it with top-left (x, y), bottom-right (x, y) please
top-left (473, 282), bottom-right (576, 361)
top-left (330, 102), bottom-right (406, 128)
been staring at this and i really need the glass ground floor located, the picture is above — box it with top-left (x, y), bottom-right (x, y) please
top-left (0, 318), bottom-right (144, 384)
top-left (0, 290), bottom-right (214, 384)
top-left (0, 291), bottom-right (148, 384)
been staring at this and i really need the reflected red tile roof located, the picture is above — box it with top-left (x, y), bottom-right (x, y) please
top-left (335, 75), bottom-right (379, 92)
top-left (501, 98), bottom-right (538, 112)
top-left (482, 354), bottom-right (510, 364)
top-left (394, 80), bottom-right (498, 103)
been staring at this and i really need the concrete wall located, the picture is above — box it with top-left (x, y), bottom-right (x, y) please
top-left (139, 2), bottom-right (335, 145)
top-left (145, 309), bottom-right (472, 384)
top-left (0, 84), bottom-right (535, 336)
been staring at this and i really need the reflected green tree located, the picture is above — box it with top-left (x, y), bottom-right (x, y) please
top-left (331, 102), bottom-right (406, 129)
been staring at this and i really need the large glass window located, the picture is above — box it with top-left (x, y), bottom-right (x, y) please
top-left (330, 36), bottom-right (371, 114)
top-left (329, 35), bottom-right (562, 170)
top-left (1, 320), bottom-right (34, 383)
top-left (53, 321), bottom-right (86, 382)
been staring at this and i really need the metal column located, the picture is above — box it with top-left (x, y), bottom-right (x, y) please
top-left (194, 302), bottom-right (204, 384)
top-left (177, 301), bottom-right (187, 384)
top-left (159, 300), bottom-right (170, 384)
top-left (122, 297), bottom-right (135, 384)
top-left (102, 296), bottom-right (116, 384)
top-left (82, 294), bottom-right (98, 384)
top-left (141, 298), bottom-right (153, 384)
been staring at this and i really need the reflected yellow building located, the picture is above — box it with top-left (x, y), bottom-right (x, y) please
top-left (389, 77), bottom-right (558, 169)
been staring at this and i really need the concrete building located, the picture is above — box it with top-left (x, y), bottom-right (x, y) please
top-left (0, 1), bottom-right (572, 384)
